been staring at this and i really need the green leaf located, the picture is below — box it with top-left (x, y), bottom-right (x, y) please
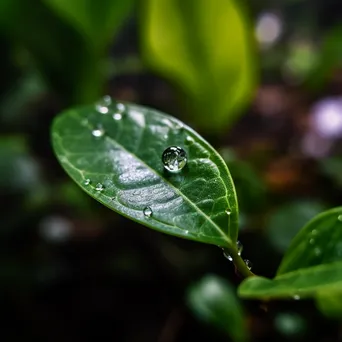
top-left (44, 0), bottom-right (134, 52)
top-left (266, 200), bottom-right (326, 253)
top-left (187, 275), bottom-right (248, 342)
top-left (238, 261), bottom-right (342, 300)
top-left (51, 100), bottom-right (239, 246)
top-left (315, 290), bottom-right (342, 319)
top-left (139, 0), bottom-right (257, 131)
top-left (277, 207), bottom-right (342, 275)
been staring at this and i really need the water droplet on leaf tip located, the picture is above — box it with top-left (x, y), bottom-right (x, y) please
top-left (113, 113), bottom-right (122, 121)
top-left (338, 214), bottom-right (342, 222)
top-left (92, 127), bottom-right (105, 138)
top-left (95, 183), bottom-right (104, 191)
top-left (84, 179), bottom-right (91, 185)
top-left (225, 208), bottom-right (232, 215)
top-left (244, 259), bottom-right (252, 270)
top-left (116, 103), bottom-right (125, 112)
top-left (162, 146), bottom-right (187, 172)
top-left (143, 207), bottom-right (153, 218)
top-left (237, 240), bottom-right (243, 255)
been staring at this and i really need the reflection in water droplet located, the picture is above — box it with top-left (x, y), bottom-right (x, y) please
top-left (293, 294), bottom-right (300, 300)
top-left (95, 183), bottom-right (104, 191)
top-left (92, 127), bottom-right (105, 138)
top-left (143, 207), bottom-right (153, 217)
top-left (237, 241), bottom-right (243, 256)
top-left (162, 146), bottom-right (187, 172)
top-left (244, 259), bottom-right (253, 270)
top-left (116, 103), bottom-right (125, 112)
top-left (113, 113), bottom-right (122, 121)
top-left (185, 136), bottom-right (194, 145)
top-left (338, 214), bottom-right (342, 222)
top-left (95, 95), bottom-right (111, 114)
top-left (225, 208), bottom-right (232, 215)
top-left (84, 179), bottom-right (91, 185)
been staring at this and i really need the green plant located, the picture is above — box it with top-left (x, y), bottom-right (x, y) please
top-left (51, 98), bottom-right (342, 340)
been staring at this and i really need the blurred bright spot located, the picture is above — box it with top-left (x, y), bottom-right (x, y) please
top-left (312, 97), bottom-right (342, 138)
top-left (274, 312), bottom-right (306, 337)
top-left (301, 131), bottom-right (332, 158)
top-left (255, 12), bottom-right (282, 47)
top-left (39, 215), bottom-right (72, 242)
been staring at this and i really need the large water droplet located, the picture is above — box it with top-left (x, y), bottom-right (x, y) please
top-left (162, 146), bottom-right (187, 172)
top-left (92, 127), bottom-right (105, 138)
top-left (237, 241), bottom-right (243, 256)
top-left (84, 179), bottom-right (91, 186)
top-left (143, 207), bottom-right (153, 218)
top-left (95, 95), bottom-right (111, 114)
top-left (338, 214), bottom-right (342, 222)
top-left (113, 113), bottom-right (122, 121)
top-left (225, 208), bottom-right (232, 215)
top-left (244, 259), bottom-right (253, 270)
top-left (95, 183), bottom-right (104, 191)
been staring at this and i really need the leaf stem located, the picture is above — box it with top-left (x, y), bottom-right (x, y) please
top-left (225, 244), bottom-right (255, 278)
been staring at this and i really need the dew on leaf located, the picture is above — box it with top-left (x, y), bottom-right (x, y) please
top-left (244, 259), bottom-right (253, 270)
top-left (84, 178), bottom-right (91, 185)
top-left (225, 208), bottom-right (232, 215)
top-left (113, 113), bottom-right (122, 121)
top-left (237, 240), bottom-right (243, 256)
top-left (92, 127), bottom-right (105, 138)
top-left (162, 146), bottom-right (187, 172)
top-left (116, 103), bottom-right (125, 112)
top-left (95, 95), bottom-right (111, 114)
top-left (185, 136), bottom-right (194, 145)
top-left (143, 206), bottom-right (153, 218)
top-left (95, 183), bottom-right (104, 191)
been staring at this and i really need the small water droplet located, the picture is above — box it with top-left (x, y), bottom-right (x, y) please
top-left (244, 259), bottom-right (253, 270)
top-left (225, 208), bottom-right (232, 215)
top-left (116, 103), bottom-right (125, 112)
top-left (293, 294), bottom-right (300, 300)
top-left (81, 118), bottom-right (88, 126)
top-left (174, 122), bottom-right (183, 131)
top-left (162, 146), bottom-right (187, 172)
top-left (113, 113), bottom-right (122, 121)
top-left (95, 95), bottom-right (111, 114)
top-left (84, 179), bottom-right (91, 186)
top-left (309, 238), bottom-right (315, 245)
top-left (163, 134), bottom-right (168, 140)
top-left (185, 136), bottom-right (194, 145)
top-left (92, 127), bottom-right (105, 138)
top-left (311, 229), bottom-right (318, 235)
top-left (338, 214), bottom-right (342, 222)
top-left (223, 251), bottom-right (233, 262)
top-left (185, 230), bottom-right (189, 234)
top-left (95, 183), bottom-right (104, 191)
top-left (237, 241), bottom-right (243, 256)
top-left (143, 207), bottom-right (153, 218)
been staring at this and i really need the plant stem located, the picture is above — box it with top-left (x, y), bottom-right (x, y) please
top-left (225, 245), bottom-right (255, 278)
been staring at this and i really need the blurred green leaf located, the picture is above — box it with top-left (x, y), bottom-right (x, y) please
top-left (44, 0), bottom-right (134, 52)
top-left (187, 274), bottom-right (248, 342)
top-left (139, 0), bottom-right (257, 131)
top-left (239, 261), bottom-right (342, 300)
top-left (266, 200), bottom-right (326, 253)
top-left (51, 99), bottom-right (240, 246)
top-left (277, 207), bottom-right (342, 275)
top-left (315, 290), bottom-right (342, 319)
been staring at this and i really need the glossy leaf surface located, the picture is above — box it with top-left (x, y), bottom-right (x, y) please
top-left (239, 262), bottom-right (342, 300)
top-left (277, 207), bottom-right (342, 275)
top-left (139, 0), bottom-right (257, 131)
top-left (187, 275), bottom-right (247, 342)
top-left (51, 100), bottom-right (239, 246)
